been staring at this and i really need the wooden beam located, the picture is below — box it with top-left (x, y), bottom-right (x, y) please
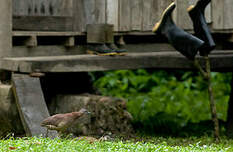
top-left (12, 73), bottom-right (57, 137)
top-left (13, 31), bottom-right (83, 37)
top-left (64, 36), bottom-right (75, 47)
top-left (0, 0), bottom-right (12, 58)
top-left (228, 34), bottom-right (233, 43)
top-left (12, 46), bottom-right (86, 57)
top-left (23, 36), bottom-right (38, 47)
top-left (11, 43), bottom-right (175, 57)
top-left (12, 29), bottom-right (233, 38)
top-left (1, 51), bottom-right (233, 73)
top-left (13, 16), bottom-right (73, 31)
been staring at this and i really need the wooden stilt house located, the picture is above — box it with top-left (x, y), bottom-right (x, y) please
top-left (0, 0), bottom-right (233, 137)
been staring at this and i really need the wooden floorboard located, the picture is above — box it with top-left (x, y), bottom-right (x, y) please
top-left (1, 51), bottom-right (233, 73)
top-left (12, 30), bottom-right (233, 37)
top-left (13, 31), bottom-right (83, 37)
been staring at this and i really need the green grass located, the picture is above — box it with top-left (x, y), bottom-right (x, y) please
top-left (1, 136), bottom-right (233, 152)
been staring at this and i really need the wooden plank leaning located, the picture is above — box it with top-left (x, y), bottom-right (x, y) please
top-left (12, 73), bottom-right (57, 138)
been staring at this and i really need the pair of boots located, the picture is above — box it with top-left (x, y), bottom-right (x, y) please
top-left (152, 0), bottom-right (215, 60)
top-left (86, 24), bottom-right (127, 56)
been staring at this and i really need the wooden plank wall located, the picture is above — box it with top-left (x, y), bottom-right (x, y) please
top-left (175, 0), bottom-right (212, 30)
top-left (130, 0), bottom-right (142, 31)
top-left (142, 0), bottom-right (153, 31)
top-left (118, 0), bottom-right (131, 31)
top-left (212, 0), bottom-right (233, 30)
top-left (118, 0), bottom-right (173, 32)
top-left (75, 0), bottom-right (106, 32)
top-left (73, 0), bottom-right (86, 32)
top-left (13, 0), bottom-right (233, 32)
top-left (13, 0), bottom-right (73, 16)
top-left (106, 0), bottom-right (119, 31)
top-left (13, 0), bottom-right (74, 31)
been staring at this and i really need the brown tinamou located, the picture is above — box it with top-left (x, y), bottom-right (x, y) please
top-left (41, 108), bottom-right (90, 135)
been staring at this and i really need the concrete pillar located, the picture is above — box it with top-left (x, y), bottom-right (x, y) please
top-left (0, 0), bottom-right (12, 58)
top-left (0, 84), bottom-right (24, 136)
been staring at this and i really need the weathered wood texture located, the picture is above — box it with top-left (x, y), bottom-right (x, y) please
top-left (212, 0), bottom-right (233, 30)
top-left (12, 0), bottom-right (233, 32)
top-left (13, 31), bottom-right (82, 36)
top-left (13, 0), bottom-right (73, 16)
top-left (0, 0), bottom-right (12, 58)
top-left (119, 0), bottom-right (131, 31)
top-left (1, 51), bottom-right (233, 73)
top-left (95, 0), bottom-right (106, 24)
top-left (106, 0), bottom-right (119, 31)
top-left (142, 0), bottom-right (153, 31)
top-left (12, 46), bottom-right (86, 57)
top-left (23, 36), bottom-right (38, 47)
top-left (13, 0), bottom-right (74, 31)
top-left (130, 0), bottom-right (142, 31)
top-left (12, 73), bottom-right (58, 137)
top-left (175, 0), bottom-right (195, 30)
top-left (174, 0), bottom-right (211, 30)
top-left (13, 16), bottom-right (73, 31)
top-left (73, 0), bottom-right (86, 32)
top-left (11, 44), bottom-right (173, 57)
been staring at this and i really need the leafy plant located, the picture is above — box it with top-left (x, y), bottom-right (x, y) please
top-left (90, 70), bottom-right (232, 134)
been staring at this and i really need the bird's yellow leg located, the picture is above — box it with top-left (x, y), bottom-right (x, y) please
top-left (46, 128), bottom-right (48, 138)
top-left (46, 125), bottom-right (58, 130)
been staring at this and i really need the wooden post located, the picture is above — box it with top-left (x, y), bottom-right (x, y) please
top-left (226, 74), bottom-right (233, 137)
top-left (0, 0), bottom-right (12, 58)
top-left (205, 56), bottom-right (220, 142)
top-left (0, 0), bottom-right (12, 83)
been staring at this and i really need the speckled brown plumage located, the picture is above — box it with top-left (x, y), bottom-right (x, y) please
top-left (41, 108), bottom-right (90, 134)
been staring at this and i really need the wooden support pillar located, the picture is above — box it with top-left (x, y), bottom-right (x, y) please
top-left (12, 73), bottom-right (57, 137)
top-left (0, 0), bottom-right (12, 58)
top-left (227, 34), bottom-right (233, 43)
top-left (24, 36), bottom-right (38, 47)
top-left (0, 0), bottom-right (12, 83)
top-left (226, 73), bottom-right (233, 137)
top-left (64, 36), bottom-right (75, 47)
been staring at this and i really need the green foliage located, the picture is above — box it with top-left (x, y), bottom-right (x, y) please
top-left (91, 70), bottom-right (232, 133)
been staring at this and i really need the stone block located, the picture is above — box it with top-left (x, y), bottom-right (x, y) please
top-left (0, 84), bottom-right (24, 136)
top-left (49, 94), bottom-right (134, 136)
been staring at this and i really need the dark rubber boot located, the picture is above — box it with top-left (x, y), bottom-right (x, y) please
top-left (106, 43), bottom-right (127, 55)
top-left (188, 0), bottom-right (216, 56)
top-left (105, 24), bottom-right (127, 55)
top-left (87, 44), bottom-right (117, 56)
top-left (87, 24), bottom-right (117, 56)
top-left (152, 2), bottom-right (204, 60)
